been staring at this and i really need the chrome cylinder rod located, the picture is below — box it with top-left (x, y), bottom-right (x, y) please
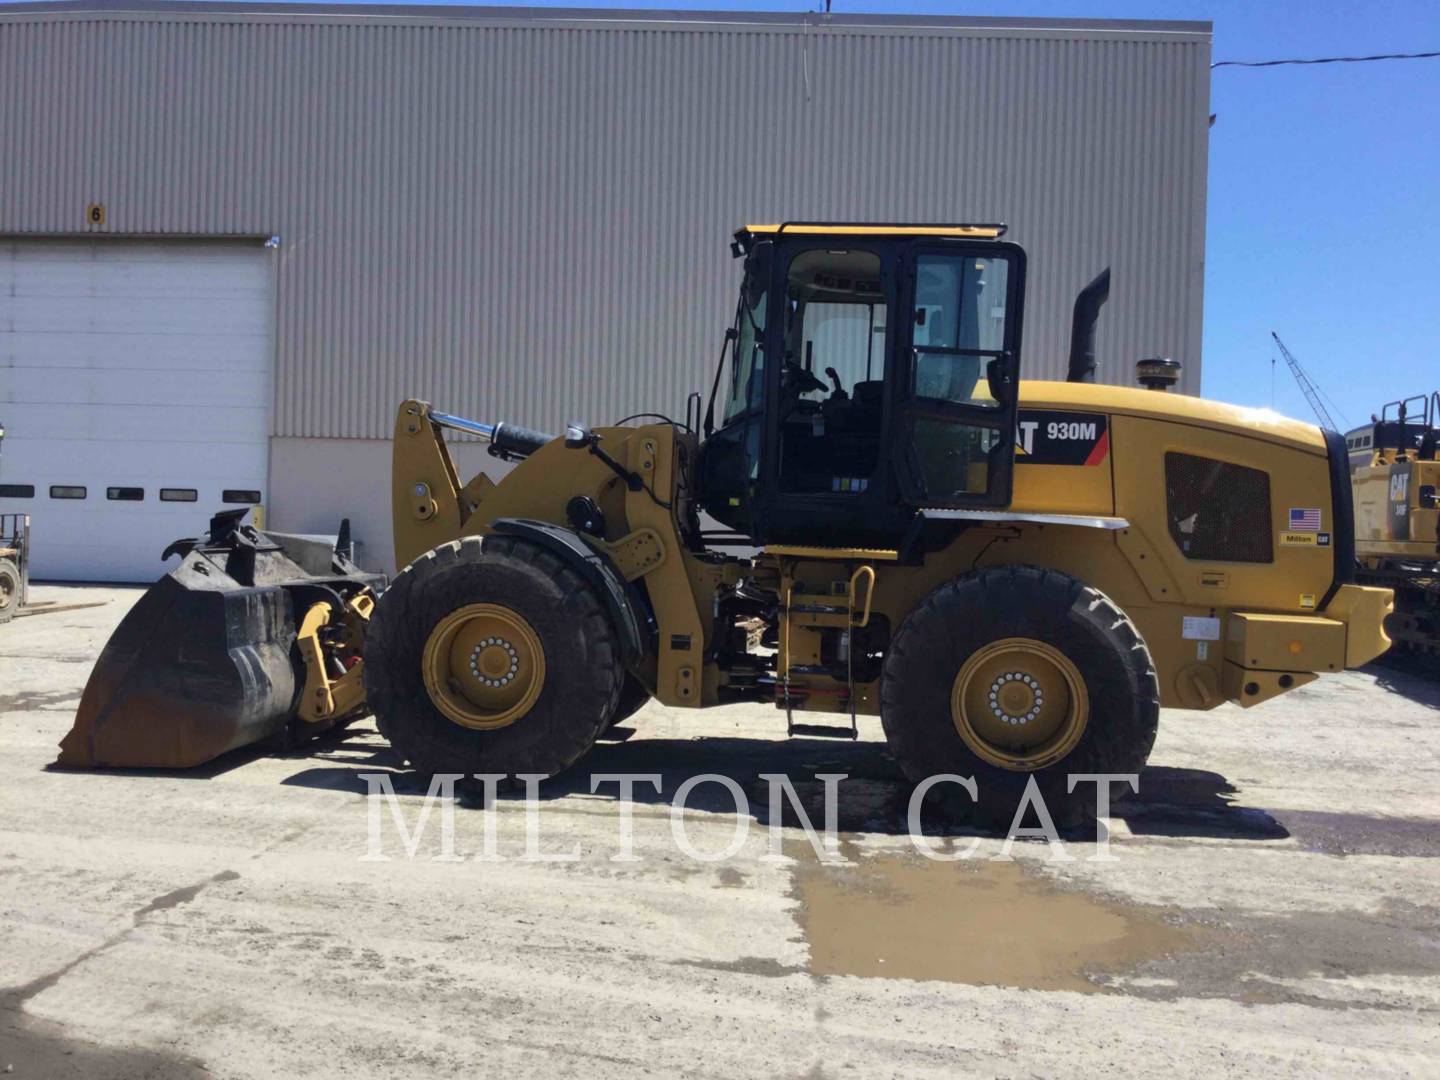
top-left (427, 410), bottom-right (497, 441)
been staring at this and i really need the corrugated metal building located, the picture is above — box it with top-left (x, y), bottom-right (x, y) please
top-left (0, 1), bottom-right (1211, 578)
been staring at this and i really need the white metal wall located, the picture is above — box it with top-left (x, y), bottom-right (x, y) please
top-left (0, 3), bottom-right (1211, 443)
top-left (0, 240), bottom-right (271, 581)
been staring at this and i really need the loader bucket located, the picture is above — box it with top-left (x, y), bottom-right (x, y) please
top-left (58, 511), bottom-right (383, 769)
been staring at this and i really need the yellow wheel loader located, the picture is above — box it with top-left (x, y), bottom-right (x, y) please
top-left (61, 223), bottom-right (1394, 818)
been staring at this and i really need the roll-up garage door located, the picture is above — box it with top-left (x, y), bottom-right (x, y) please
top-left (0, 240), bottom-right (271, 582)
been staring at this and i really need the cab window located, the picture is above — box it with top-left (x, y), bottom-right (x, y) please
top-left (776, 248), bottom-right (889, 495)
top-left (783, 250), bottom-right (886, 403)
top-left (912, 254), bottom-right (1009, 408)
top-left (723, 257), bottom-right (769, 424)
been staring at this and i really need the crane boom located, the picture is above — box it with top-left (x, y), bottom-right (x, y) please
top-left (1271, 331), bottom-right (1340, 432)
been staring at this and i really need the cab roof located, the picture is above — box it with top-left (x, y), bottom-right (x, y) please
top-left (734, 222), bottom-right (1007, 252)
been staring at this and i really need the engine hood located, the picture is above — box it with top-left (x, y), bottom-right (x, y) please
top-left (1019, 381), bottom-right (1327, 454)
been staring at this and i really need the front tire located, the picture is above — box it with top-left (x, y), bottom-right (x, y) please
top-left (880, 565), bottom-right (1159, 824)
top-left (0, 558), bottom-right (19, 624)
top-left (363, 535), bottom-right (623, 776)
top-left (605, 674), bottom-right (652, 732)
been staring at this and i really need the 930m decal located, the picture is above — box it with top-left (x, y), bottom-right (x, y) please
top-left (1015, 411), bottom-right (1109, 466)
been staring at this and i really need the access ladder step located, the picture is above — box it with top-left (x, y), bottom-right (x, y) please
top-left (787, 723), bottom-right (859, 740)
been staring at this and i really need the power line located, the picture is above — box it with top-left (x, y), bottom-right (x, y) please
top-left (1213, 49), bottom-right (1440, 70)
top-left (1316, 384), bottom-right (1352, 430)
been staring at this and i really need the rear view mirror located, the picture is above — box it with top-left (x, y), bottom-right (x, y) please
top-left (564, 423), bottom-right (595, 449)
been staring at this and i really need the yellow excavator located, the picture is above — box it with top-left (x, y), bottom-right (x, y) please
top-left (1348, 393), bottom-right (1439, 654)
top-left (60, 223), bottom-right (1393, 818)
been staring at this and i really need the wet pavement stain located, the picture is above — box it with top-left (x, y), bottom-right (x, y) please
top-left (672, 955), bottom-right (804, 979)
top-left (793, 850), bottom-right (1195, 993)
top-left (0, 991), bottom-right (209, 1080)
top-left (1125, 899), bottom-right (1440, 1008)
top-left (791, 845), bottom-right (1440, 1008)
top-left (1277, 809), bottom-right (1440, 859)
top-left (1118, 766), bottom-right (1440, 855)
top-left (134, 869), bottom-right (241, 918)
top-left (0, 867), bottom-right (244, 1077)
top-left (0, 688), bottom-right (84, 712)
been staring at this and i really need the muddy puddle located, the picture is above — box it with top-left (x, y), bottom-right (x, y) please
top-left (793, 849), bottom-right (1194, 992)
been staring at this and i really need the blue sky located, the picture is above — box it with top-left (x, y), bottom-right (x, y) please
top-left (419, 0), bottom-right (1434, 427)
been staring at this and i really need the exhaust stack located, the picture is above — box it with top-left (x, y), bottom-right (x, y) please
top-left (1067, 268), bottom-right (1111, 383)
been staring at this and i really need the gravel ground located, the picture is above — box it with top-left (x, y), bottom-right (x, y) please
top-left (2, 583), bottom-right (1438, 1078)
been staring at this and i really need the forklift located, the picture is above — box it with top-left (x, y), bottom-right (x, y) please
top-left (0, 419), bottom-right (32, 624)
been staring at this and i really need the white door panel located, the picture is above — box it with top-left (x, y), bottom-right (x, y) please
top-left (0, 259), bottom-right (271, 300)
top-left (12, 404), bottom-right (268, 445)
top-left (16, 438), bottom-right (267, 476)
top-left (3, 295), bottom-right (268, 335)
top-left (0, 330), bottom-right (268, 371)
top-left (0, 240), bottom-right (272, 583)
top-left (6, 367), bottom-right (269, 409)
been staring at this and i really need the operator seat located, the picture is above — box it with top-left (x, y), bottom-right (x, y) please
top-left (850, 380), bottom-right (884, 430)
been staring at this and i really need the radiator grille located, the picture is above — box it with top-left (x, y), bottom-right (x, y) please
top-left (1164, 452), bottom-right (1274, 563)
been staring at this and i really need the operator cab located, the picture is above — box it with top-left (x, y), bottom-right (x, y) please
top-left (1345, 391), bottom-right (1440, 471)
top-left (699, 223), bottom-right (1025, 546)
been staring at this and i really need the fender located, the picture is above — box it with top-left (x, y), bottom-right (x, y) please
top-left (1319, 428), bottom-right (1357, 611)
top-left (491, 518), bottom-right (654, 668)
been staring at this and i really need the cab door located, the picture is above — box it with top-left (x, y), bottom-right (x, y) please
top-left (894, 242), bottom-right (1026, 509)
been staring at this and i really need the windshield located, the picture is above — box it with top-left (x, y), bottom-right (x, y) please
top-left (782, 248), bottom-right (885, 405)
top-left (721, 245), bottom-right (771, 425)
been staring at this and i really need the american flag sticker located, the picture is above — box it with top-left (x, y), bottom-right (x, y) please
top-left (1289, 507), bottom-right (1322, 531)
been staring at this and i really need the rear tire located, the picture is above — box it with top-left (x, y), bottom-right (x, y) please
top-left (881, 565), bottom-right (1159, 825)
top-left (0, 558), bottom-right (19, 624)
top-left (363, 535), bottom-right (623, 776)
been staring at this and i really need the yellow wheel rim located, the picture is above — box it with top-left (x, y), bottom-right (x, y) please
top-left (422, 603), bottom-right (546, 731)
top-left (951, 637), bottom-right (1089, 771)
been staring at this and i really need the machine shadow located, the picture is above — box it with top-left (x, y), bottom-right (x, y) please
top-left (46, 719), bottom-right (378, 782)
top-left (1115, 766), bottom-right (1290, 841)
top-left (284, 727), bottom-right (957, 837)
top-left (46, 742), bottom-right (272, 780)
top-left (282, 726), bottom-right (1103, 840)
top-left (280, 727), bottom-right (1285, 846)
top-left (1366, 656), bottom-right (1440, 707)
top-left (52, 713), bottom-right (1291, 845)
